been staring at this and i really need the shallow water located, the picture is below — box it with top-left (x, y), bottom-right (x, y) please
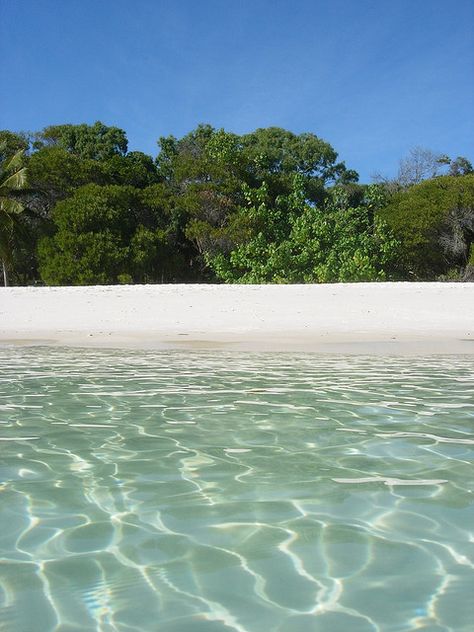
top-left (0, 348), bottom-right (473, 632)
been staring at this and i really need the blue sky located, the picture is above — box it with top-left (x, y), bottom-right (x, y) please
top-left (2, 0), bottom-right (473, 181)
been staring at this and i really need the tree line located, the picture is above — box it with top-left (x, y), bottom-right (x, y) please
top-left (1, 122), bottom-right (473, 286)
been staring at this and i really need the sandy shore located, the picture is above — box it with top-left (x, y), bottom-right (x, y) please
top-left (1, 283), bottom-right (473, 354)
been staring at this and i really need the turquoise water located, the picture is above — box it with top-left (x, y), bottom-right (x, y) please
top-left (0, 349), bottom-right (473, 632)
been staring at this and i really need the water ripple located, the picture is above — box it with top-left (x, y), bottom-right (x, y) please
top-left (0, 348), bottom-right (473, 631)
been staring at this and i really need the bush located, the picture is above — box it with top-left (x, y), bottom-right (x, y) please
top-left (38, 184), bottom-right (170, 285)
top-left (379, 174), bottom-right (474, 279)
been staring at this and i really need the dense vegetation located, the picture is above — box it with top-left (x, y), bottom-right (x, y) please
top-left (1, 122), bottom-right (472, 286)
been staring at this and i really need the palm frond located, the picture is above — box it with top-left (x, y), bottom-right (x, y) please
top-left (0, 196), bottom-right (25, 215)
top-left (0, 166), bottom-right (27, 192)
top-left (0, 148), bottom-right (28, 284)
top-left (2, 149), bottom-right (25, 174)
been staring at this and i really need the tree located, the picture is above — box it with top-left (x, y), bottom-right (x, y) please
top-left (438, 204), bottom-right (474, 278)
top-left (0, 130), bottom-right (30, 161)
top-left (28, 145), bottom-right (159, 218)
top-left (34, 121), bottom-right (128, 160)
top-left (139, 183), bottom-right (195, 281)
top-left (156, 125), bottom-right (245, 273)
top-left (38, 184), bottom-right (185, 285)
top-left (156, 124), bottom-right (359, 275)
top-left (374, 148), bottom-right (473, 191)
top-left (207, 180), bottom-right (399, 283)
top-left (28, 146), bottom-right (101, 213)
top-left (379, 174), bottom-right (474, 278)
top-left (98, 152), bottom-right (159, 188)
top-left (448, 156), bottom-right (474, 177)
top-left (0, 147), bottom-right (28, 285)
top-left (241, 127), bottom-right (358, 196)
top-left (38, 185), bottom-right (134, 284)
top-left (396, 147), bottom-right (450, 187)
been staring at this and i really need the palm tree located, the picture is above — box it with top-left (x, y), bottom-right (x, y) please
top-left (0, 148), bottom-right (27, 286)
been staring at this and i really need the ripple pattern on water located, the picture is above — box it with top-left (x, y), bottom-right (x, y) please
top-left (0, 348), bottom-right (473, 631)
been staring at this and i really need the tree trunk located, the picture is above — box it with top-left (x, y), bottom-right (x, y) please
top-left (462, 264), bottom-right (474, 281)
top-left (2, 260), bottom-right (8, 287)
top-left (463, 244), bottom-right (474, 281)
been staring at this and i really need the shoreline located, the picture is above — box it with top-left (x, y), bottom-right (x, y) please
top-left (1, 283), bottom-right (473, 354)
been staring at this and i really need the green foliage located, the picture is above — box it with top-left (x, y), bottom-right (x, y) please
top-left (38, 185), bottom-right (133, 285)
top-left (37, 185), bottom-right (176, 285)
top-left (157, 125), bottom-right (242, 185)
top-left (0, 146), bottom-right (29, 285)
top-left (241, 127), bottom-right (358, 199)
top-left (235, 127), bottom-right (358, 209)
top-left (207, 180), bottom-right (399, 283)
top-left (379, 174), bottom-right (474, 278)
top-left (28, 147), bottom-right (100, 200)
top-left (157, 124), bottom-right (359, 275)
top-left (1, 120), bottom-right (471, 285)
top-left (448, 156), bottom-right (474, 177)
top-left (26, 141), bottom-right (159, 249)
top-left (0, 131), bottom-right (30, 162)
top-left (34, 121), bottom-right (128, 160)
top-left (29, 147), bottom-right (158, 205)
top-left (156, 126), bottom-right (245, 274)
top-left (99, 152), bottom-right (159, 188)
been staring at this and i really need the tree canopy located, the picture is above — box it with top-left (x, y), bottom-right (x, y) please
top-left (37, 184), bottom-right (185, 285)
top-left (379, 174), bottom-right (474, 278)
top-left (0, 120), bottom-right (472, 285)
top-left (34, 122), bottom-right (128, 160)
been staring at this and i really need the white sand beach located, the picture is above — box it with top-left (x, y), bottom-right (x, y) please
top-left (1, 282), bottom-right (473, 353)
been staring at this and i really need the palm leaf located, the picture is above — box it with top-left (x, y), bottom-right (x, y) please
top-left (0, 196), bottom-right (25, 214)
top-left (2, 149), bottom-right (25, 174)
top-left (0, 166), bottom-right (27, 192)
top-left (0, 148), bottom-right (28, 285)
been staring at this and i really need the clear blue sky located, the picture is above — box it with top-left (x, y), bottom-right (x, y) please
top-left (2, 0), bottom-right (473, 182)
